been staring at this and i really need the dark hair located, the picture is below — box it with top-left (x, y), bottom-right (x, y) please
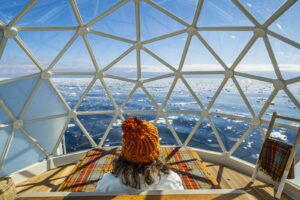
top-left (111, 155), bottom-right (170, 189)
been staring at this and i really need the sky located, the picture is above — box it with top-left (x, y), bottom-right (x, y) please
top-left (0, 0), bottom-right (299, 78)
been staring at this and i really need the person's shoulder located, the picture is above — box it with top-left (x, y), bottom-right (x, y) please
top-left (166, 170), bottom-right (182, 182)
top-left (95, 172), bottom-right (118, 192)
top-left (158, 170), bottom-right (184, 190)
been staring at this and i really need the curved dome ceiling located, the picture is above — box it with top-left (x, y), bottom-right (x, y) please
top-left (0, 0), bottom-right (299, 177)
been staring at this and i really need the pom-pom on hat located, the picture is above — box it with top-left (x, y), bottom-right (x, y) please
top-left (121, 116), bottom-right (160, 164)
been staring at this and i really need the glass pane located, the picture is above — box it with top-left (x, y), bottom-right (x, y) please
top-left (154, 117), bottom-right (178, 145)
top-left (104, 78), bottom-right (135, 106)
top-left (88, 34), bottom-right (131, 69)
top-left (240, 0), bottom-right (285, 24)
top-left (24, 80), bottom-right (68, 120)
top-left (188, 118), bottom-right (223, 153)
top-left (269, 35), bottom-right (300, 80)
top-left (235, 38), bottom-right (277, 79)
top-left (53, 36), bottom-right (96, 72)
top-left (91, 1), bottom-right (136, 40)
top-left (235, 77), bottom-right (273, 115)
top-left (0, 107), bottom-right (10, 124)
top-left (64, 119), bottom-right (92, 153)
top-left (24, 116), bottom-right (68, 153)
top-left (183, 36), bottom-right (224, 71)
top-left (0, 40), bottom-right (40, 80)
top-left (0, 127), bottom-right (11, 157)
top-left (0, 0), bottom-right (30, 24)
top-left (105, 50), bottom-right (137, 80)
top-left (76, 0), bottom-right (120, 24)
top-left (200, 31), bottom-right (253, 67)
top-left (232, 127), bottom-right (263, 164)
top-left (198, 0), bottom-right (253, 27)
top-left (140, 50), bottom-right (173, 79)
top-left (19, 31), bottom-right (75, 69)
top-left (124, 88), bottom-right (156, 111)
top-left (17, 0), bottom-right (77, 26)
top-left (211, 78), bottom-right (252, 117)
top-left (212, 116), bottom-right (251, 152)
top-left (78, 114), bottom-right (114, 145)
top-left (269, 1), bottom-right (300, 44)
top-left (0, 75), bottom-right (39, 117)
top-left (143, 77), bottom-right (174, 106)
top-left (144, 33), bottom-right (187, 69)
top-left (1, 130), bottom-right (44, 176)
top-left (166, 79), bottom-right (200, 111)
top-left (52, 76), bottom-right (93, 108)
top-left (140, 1), bottom-right (185, 40)
top-left (287, 83), bottom-right (300, 103)
top-left (184, 75), bottom-right (225, 108)
top-left (77, 79), bottom-right (114, 111)
top-left (103, 117), bottom-right (123, 147)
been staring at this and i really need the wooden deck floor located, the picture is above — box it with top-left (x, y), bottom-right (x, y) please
top-left (16, 162), bottom-right (293, 200)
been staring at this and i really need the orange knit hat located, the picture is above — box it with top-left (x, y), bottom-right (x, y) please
top-left (121, 116), bottom-right (160, 164)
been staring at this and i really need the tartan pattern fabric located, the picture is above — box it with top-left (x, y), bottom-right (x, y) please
top-left (259, 138), bottom-right (295, 182)
top-left (58, 146), bottom-right (218, 192)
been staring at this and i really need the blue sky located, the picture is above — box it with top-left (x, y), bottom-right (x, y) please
top-left (0, 0), bottom-right (299, 78)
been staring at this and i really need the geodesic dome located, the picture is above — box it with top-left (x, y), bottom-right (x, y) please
top-left (0, 0), bottom-right (299, 186)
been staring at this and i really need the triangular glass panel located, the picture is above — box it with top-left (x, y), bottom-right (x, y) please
top-left (268, 36), bottom-right (300, 80)
top-left (211, 115), bottom-right (251, 152)
top-left (211, 78), bottom-right (252, 117)
top-left (201, 31), bottom-right (253, 66)
top-left (166, 78), bottom-right (201, 111)
top-left (235, 77), bottom-right (273, 115)
top-left (262, 90), bottom-right (300, 122)
top-left (141, 50), bottom-right (173, 79)
top-left (105, 50), bottom-right (137, 80)
top-left (0, 107), bottom-right (10, 124)
top-left (0, 75), bottom-right (39, 117)
top-left (152, 0), bottom-right (197, 24)
top-left (167, 114), bottom-right (199, 143)
top-left (183, 36), bottom-right (224, 71)
top-left (287, 83), bottom-right (300, 103)
top-left (123, 88), bottom-right (156, 111)
top-left (78, 114), bottom-right (114, 145)
top-left (91, 1), bottom-right (136, 40)
top-left (184, 75), bottom-right (225, 108)
top-left (52, 76), bottom-right (93, 108)
top-left (103, 78), bottom-right (135, 106)
top-left (144, 33), bottom-right (187, 69)
top-left (19, 31), bottom-right (75, 69)
top-left (269, 1), bottom-right (300, 44)
top-left (140, 1), bottom-right (185, 40)
top-left (88, 34), bottom-right (132, 69)
top-left (0, 127), bottom-right (11, 157)
top-left (154, 117), bottom-right (178, 145)
top-left (17, 0), bottom-right (77, 26)
top-left (102, 117), bottom-right (123, 147)
top-left (235, 38), bottom-right (277, 79)
top-left (75, 0), bottom-right (120, 24)
top-left (143, 77), bottom-right (174, 107)
top-left (64, 119), bottom-right (92, 153)
top-left (24, 116), bottom-right (68, 154)
top-left (188, 118), bottom-right (222, 153)
top-left (53, 36), bottom-right (96, 72)
top-left (198, 0), bottom-right (253, 27)
top-left (232, 126), bottom-right (263, 164)
top-left (0, 39), bottom-right (40, 80)
top-left (1, 130), bottom-right (44, 176)
top-left (24, 80), bottom-right (68, 120)
top-left (240, 0), bottom-right (286, 24)
top-left (0, 0), bottom-right (30, 24)
top-left (77, 80), bottom-right (114, 111)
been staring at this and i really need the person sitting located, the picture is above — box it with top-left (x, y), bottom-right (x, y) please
top-left (95, 116), bottom-right (184, 193)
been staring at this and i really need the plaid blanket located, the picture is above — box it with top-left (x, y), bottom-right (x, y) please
top-left (58, 146), bottom-right (219, 192)
top-left (259, 138), bottom-right (295, 182)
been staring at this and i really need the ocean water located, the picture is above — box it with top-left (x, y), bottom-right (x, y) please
top-left (52, 76), bottom-right (300, 166)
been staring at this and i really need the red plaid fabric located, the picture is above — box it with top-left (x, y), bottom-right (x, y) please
top-left (259, 138), bottom-right (295, 182)
top-left (58, 146), bottom-right (218, 192)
